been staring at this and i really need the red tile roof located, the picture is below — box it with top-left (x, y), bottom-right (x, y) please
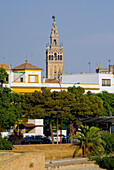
top-left (12, 60), bottom-right (42, 70)
top-left (0, 64), bottom-right (10, 70)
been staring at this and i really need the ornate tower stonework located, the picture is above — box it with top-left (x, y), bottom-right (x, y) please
top-left (46, 16), bottom-right (64, 79)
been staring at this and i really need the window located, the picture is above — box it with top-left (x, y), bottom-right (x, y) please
top-left (60, 55), bottom-right (62, 60)
top-left (52, 55), bottom-right (53, 60)
top-left (54, 53), bottom-right (57, 60)
top-left (58, 55), bottom-right (59, 60)
top-left (20, 78), bottom-right (23, 82)
top-left (30, 76), bottom-right (35, 82)
top-left (102, 79), bottom-right (111, 86)
top-left (49, 55), bottom-right (51, 60)
top-left (28, 75), bottom-right (38, 83)
top-left (54, 39), bottom-right (56, 45)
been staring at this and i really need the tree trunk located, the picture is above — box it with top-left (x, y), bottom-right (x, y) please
top-left (85, 146), bottom-right (88, 156)
top-left (60, 119), bottom-right (62, 144)
top-left (50, 119), bottom-right (54, 144)
top-left (82, 146), bottom-right (85, 157)
top-left (70, 120), bottom-right (73, 143)
top-left (57, 114), bottom-right (58, 144)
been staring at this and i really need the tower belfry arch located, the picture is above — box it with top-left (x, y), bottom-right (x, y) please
top-left (46, 16), bottom-right (64, 79)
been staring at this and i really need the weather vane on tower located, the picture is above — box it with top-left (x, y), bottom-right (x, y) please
top-left (52, 16), bottom-right (55, 21)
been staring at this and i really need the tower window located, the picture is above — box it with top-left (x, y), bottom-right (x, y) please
top-left (54, 53), bottom-right (57, 60)
top-left (52, 55), bottom-right (53, 60)
top-left (54, 39), bottom-right (56, 45)
top-left (60, 55), bottom-right (62, 60)
top-left (54, 30), bottom-right (55, 34)
top-left (49, 55), bottom-right (51, 60)
top-left (58, 55), bottom-right (59, 60)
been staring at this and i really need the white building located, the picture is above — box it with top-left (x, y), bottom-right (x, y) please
top-left (60, 72), bottom-right (114, 93)
top-left (10, 60), bottom-right (42, 93)
top-left (1, 61), bottom-right (114, 94)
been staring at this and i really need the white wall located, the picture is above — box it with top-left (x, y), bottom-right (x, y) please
top-left (61, 73), bottom-right (99, 84)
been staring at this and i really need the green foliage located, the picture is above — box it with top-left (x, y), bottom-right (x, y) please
top-left (101, 132), bottom-right (114, 154)
top-left (22, 87), bottom-right (104, 120)
top-left (0, 68), bottom-right (8, 88)
top-left (21, 90), bottom-right (76, 120)
top-left (72, 125), bottom-right (105, 157)
top-left (21, 88), bottom-right (104, 144)
top-left (68, 86), bottom-right (85, 97)
top-left (68, 87), bottom-right (103, 118)
top-left (94, 156), bottom-right (114, 169)
top-left (97, 91), bottom-right (114, 116)
top-left (0, 136), bottom-right (12, 150)
top-left (21, 90), bottom-right (45, 118)
top-left (0, 87), bottom-right (22, 130)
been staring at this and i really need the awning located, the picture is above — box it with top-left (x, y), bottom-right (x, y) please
top-left (81, 116), bottom-right (114, 124)
top-left (16, 124), bottom-right (44, 129)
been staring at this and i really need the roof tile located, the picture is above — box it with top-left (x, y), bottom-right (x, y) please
top-left (12, 60), bottom-right (42, 70)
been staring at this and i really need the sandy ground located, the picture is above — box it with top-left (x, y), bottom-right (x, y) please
top-left (13, 144), bottom-right (82, 160)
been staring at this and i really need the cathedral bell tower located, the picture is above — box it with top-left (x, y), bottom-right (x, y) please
top-left (46, 16), bottom-right (64, 79)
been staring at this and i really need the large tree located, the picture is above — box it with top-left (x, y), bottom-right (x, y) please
top-left (0, 68), bottom-right (8, 88)
top-left (51, 90), bottom-right (76, 143)
top-left (21, 90), bottom-right (45, 118)
top-left (68, 86), bottom-right (103, 118)
top-left (68, 87), bottom-right (103, 142)
top-left (0, 87), bottom-right (22, 130)
top-left (21, 90), bottom-right (55, 143)
top-left (21, 90), bottom-right (76, 143)
top-left (97, 91), bottom-right (114, 116)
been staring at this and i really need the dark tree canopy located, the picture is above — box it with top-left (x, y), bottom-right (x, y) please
top-left (68, 86), bottom-right (103, 118)
top-left (0, 68), bottom-right (8, 88)
top-left (21, 87), bottom-right (104, 120)
top-left (21, 91), bottom-right (45, 118)
top-left (0, 87), bottom-right (22, 130)
top-left (97, 91), bottom-right (114, 116)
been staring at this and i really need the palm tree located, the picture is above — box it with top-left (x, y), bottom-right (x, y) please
top-left (72, 125), bottom-right (106, 158)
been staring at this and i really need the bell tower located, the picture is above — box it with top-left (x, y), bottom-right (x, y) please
top-left (46, 16), bottom-right (64, 79)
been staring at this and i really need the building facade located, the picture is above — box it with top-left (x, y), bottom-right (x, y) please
top-left (1, 61), bottom-right (114, 94)
top-left (10, 60), bottom-right (42, 93)
top-left (46, 16), bottom-right (64, 79)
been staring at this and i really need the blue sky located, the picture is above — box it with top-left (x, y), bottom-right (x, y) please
top-left (0, 0), bottom-right (114, 75)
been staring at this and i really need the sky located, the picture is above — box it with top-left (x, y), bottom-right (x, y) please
top-left (0, 0), bottom-right (114, 76)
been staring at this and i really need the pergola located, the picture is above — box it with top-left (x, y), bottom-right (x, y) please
top-left (81, 116), bottom-right (114, 133)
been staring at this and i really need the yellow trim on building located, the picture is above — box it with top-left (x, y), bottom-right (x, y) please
top-left (12, 69), bottom-right (42, 72)
top-left (35, 75), bottom-right (38, 83)
top-left (28, 74), bottom-right (39, 83)
top-left (25, 69), bottom-right (42, 71)
top-left (99, 73), bottom-right (113, 75)
top-left (12, 82), bottom-right (25, 83)
top-left (42, 82), bottom-right (99, 85)
top-left (11, 87), bottom-right (41, 93)
top-left (84, 88), bottom-right (100, 90)
top-left (42, 87), bottom-right (100, 90)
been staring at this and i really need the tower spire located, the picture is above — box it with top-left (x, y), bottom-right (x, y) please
top-left (50, 16), bottom-right (58, 48)
top-left (46, 17), bottom-right (64, 79)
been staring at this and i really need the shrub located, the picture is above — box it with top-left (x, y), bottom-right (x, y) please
top-left (101, 132), bottom-right (114, 154)
top-left (95, 156), bottom-right (114, 169)
top-left (0, 136), bottom-right (12, 150)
